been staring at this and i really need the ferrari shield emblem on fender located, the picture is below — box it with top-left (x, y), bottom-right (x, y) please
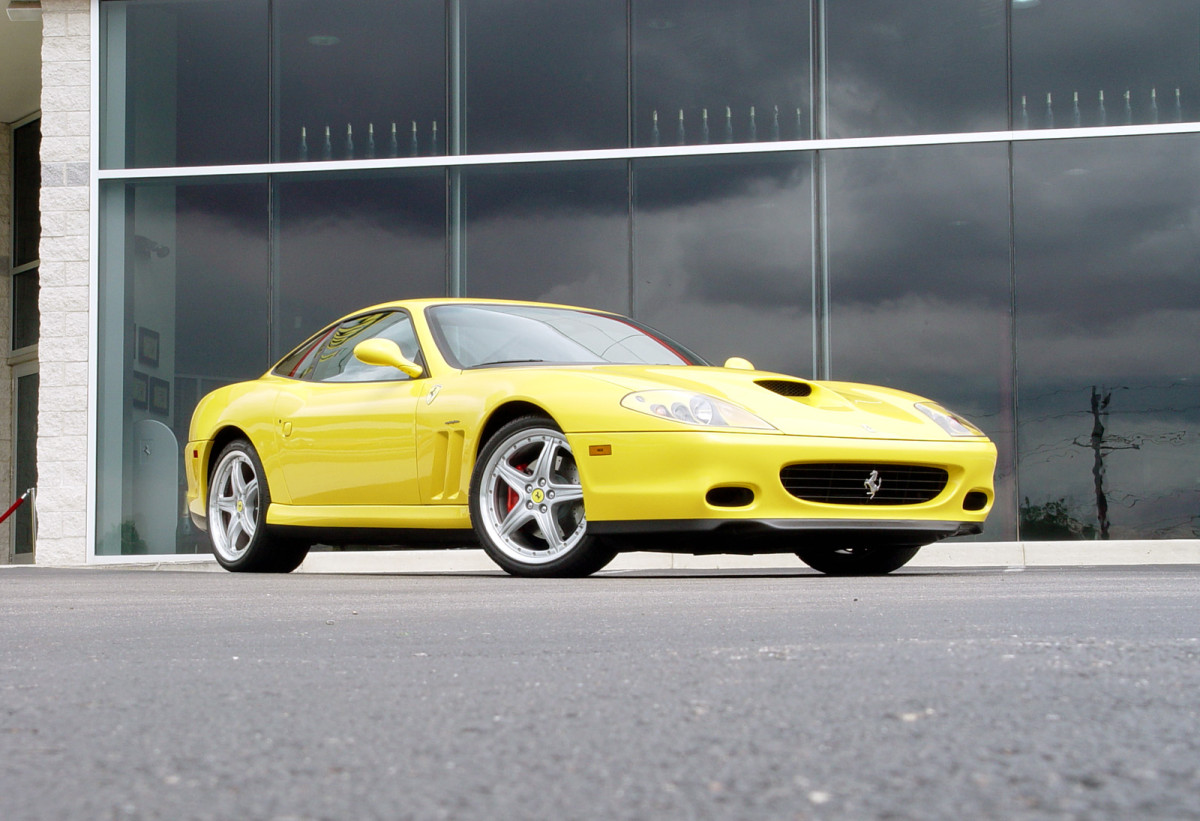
top-left (864, 470), bottom-right (882, 499)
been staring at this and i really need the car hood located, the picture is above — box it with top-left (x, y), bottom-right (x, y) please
top-left (538, 365), bottom-right (983, 442)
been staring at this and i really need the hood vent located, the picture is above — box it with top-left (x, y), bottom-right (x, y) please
top-left (756, 379), bottom-right (813, 398)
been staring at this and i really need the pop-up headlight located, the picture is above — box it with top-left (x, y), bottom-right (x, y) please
top-left (916, 402), bottom-right (983, 437)
top-left (622, 391), bottom-right (776, 430)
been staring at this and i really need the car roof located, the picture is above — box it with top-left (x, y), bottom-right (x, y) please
top-left (353, 297), bottom-right (619, 317)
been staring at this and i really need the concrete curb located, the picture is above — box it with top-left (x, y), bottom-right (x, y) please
top-left (292, 540), bottom-right (1200, 573)
top-left (8, 541), bottom-right (1198, 573)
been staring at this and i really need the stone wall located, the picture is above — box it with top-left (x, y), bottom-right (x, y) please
top-left (37, 0), bottom-right (92, 564)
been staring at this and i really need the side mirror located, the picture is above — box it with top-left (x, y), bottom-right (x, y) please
top-left (353, 338), bottom-right (424, 378)
top-left (723, 356), bottom-right (755, 371)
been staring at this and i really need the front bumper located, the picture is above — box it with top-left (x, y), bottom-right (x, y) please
top-left (184, 439), bottom-right (212, 532)
top-left (567, 429), bottom-right (997, 533)
top-left (589, 517), bottom-right (981, 554)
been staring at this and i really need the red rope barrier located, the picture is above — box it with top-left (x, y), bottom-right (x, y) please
top-left (0, 488), bottom-right (33, 525)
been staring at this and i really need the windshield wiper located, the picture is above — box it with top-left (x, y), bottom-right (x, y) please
top-left (471, 358), bottom-right (548, 368)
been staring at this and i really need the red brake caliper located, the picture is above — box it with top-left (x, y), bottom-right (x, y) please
top-left (505, 464), bottom-right (528, 513)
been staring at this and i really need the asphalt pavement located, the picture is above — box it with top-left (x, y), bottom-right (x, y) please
top-left (2, 565), bottom-right (1199, 820)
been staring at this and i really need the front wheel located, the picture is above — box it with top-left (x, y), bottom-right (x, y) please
top-left (207, 439), bottom-right (310, 573)
top-left (469, 416), bottom-right (616, 577)
top-left (796, 544), bottom-right (922, 576)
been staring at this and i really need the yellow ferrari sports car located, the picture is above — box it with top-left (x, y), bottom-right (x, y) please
top-left (185, 298), bottom-right (996, 577)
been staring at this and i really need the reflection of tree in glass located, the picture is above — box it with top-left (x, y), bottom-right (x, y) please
top-left (1020, 382), bottom-right (1198, 540)
top-left (1020, 497), bottom-right (1095, 541)
top-left (1072, 387), bottom-right (1134, 539)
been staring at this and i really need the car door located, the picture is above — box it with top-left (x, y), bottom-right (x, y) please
top-left (272, 311), bottom-right (425, 507)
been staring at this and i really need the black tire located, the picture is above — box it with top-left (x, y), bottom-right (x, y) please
top-left (795, 544), bottom-right (922, 576)
top-left (469, 415), bottom-right (616, 577)
top-left (206, 439), bottom-right (309, 573)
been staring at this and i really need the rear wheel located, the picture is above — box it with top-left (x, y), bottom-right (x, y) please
top-left (796, 544), bottom-right (921, 576)
top-left (207, 439), bottom-right (309, 573)
top-left (470, 416), bottom-right (616, 577)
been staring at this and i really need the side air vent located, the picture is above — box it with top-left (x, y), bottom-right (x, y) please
top-left (756, 379), bottom-right (813, 398)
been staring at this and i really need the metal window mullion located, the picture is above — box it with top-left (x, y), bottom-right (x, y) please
top-left (810, 0), bottom-right (830, 380)
top-left (447, 0), bottom-right (465, 296)
top-left (93, 120), bottom-right (1200, 183)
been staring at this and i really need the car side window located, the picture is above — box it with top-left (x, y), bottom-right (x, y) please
top-left (275, 311), bottom-right (423, 383)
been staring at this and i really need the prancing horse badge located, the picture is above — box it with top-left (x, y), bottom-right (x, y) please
top-left (864, 469), bottom-right (882, 499)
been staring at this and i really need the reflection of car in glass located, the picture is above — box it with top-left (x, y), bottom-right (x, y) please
top-left (186, 299), bottom-right (997, 577)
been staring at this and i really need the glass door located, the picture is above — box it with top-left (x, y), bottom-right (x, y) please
top-left (10, 363), bottom-right (38, 562)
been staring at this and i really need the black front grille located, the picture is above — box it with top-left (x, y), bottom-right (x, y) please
top-left (780, 463), bottom-right (949, 505)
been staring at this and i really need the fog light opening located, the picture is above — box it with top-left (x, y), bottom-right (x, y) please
top-left (706, 486), bottom-right (755, 508)
top-left (963, 490), bottom-right (989, 512)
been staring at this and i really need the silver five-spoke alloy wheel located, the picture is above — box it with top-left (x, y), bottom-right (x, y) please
top-left (208, 447), bottom-right (261, 564)
top-left (477, 425), bottom-right (586, 565)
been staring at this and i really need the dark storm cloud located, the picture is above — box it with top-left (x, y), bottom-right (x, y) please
top-left (1014, 135), bottom-right (1200, 333)
top-left (826, 0), bottom-right (1008, 138)
top-left (464, 0), bottom-right (628, 153)
top-left (825, 0), bottom-right (1200, 137)
top-left (633, 0), bottom-right (810, 144)
top-left (172, 182), bottom-right (272, 378)
top-left (1013, 0), bottom-right (1200, 126)
top-left (634, 159), bottom-right (813, 310)
top-left (825, 143), bottom-right (1011, 308)
top-left (278, 0), bottom-right (446, 163)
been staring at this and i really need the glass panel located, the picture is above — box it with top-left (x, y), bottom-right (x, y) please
top-left (13, 373), bottom-right (38, 556)
top-left (12, 119), bottom-right (40, 266)
top-left (12, 268), bottom-right (39, 350)
top-left (463, 0), bottom-right (627, 153)
top-left (633, 154), bottom-right (813, 376)
top-left (825, 0), bottom-right (1007, 138)
top-left (97, 178), bottom-right (270, 555)
top-left (633, 0), bottom-right (811, 147)
top-left (1012, 0), bottom-right (1200, 130)
top-left (1014, 135), bottom-right (1200, 540)
top-left (100, 0), bottom-right (269, 168)
top-left (825, 144), bottom-right (1016, 539)
top-left (276, 0), bottom-right (446, 163)
top-left (461, 162), bottom-right (629, 312)
top-left (274, 171), bottom-right (446, 359)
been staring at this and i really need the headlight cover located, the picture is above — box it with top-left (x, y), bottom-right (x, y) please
top-left (622, 391), bottom-right (776, 430)
top-left (916, 402), bottom-right (984, 437)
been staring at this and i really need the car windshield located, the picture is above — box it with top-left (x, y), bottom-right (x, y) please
top-left (426, 304), bottom-right (706, 369)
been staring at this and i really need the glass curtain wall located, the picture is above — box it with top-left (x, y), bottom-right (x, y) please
top-left (1013, 135), bottom-right (1200, 541)
top-left (97, 179), bottom-right (270, 555)
top-left (460, 162), bottom-right (629, 310)
top-left (275, 0), bottom-right (446, 163)
top-left (632, 0), bottom-right (812, 146)
top-left (824, 144), bottom-right (1016, 539)
top-left (273, 172), bottom-right (447, 358)
top-left (99, 0), bottom-right (269, 168)
top-left (463, 1), bottom-right (628, 153)
top-left (96, 0), bottom-right (1200, 553)
top-left (1012, 0), bottom-right (1200, 130)
top-left (824, 0), bottom-right (1008, 137)
top-left (633, 154), bottom-right (814, 374)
